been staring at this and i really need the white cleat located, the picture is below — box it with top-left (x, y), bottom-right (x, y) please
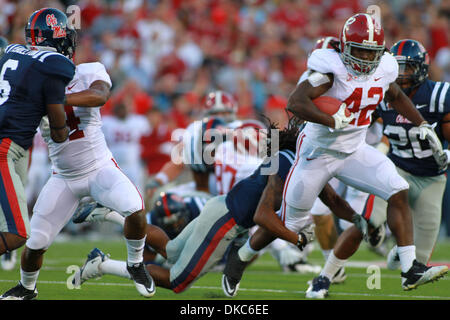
top-left (74, 248), bottom-right (108, 287)
top-left (331, 267), bottom-right (347, 284)
top-left (306, 275), bottom-right (331, 299)
top-left (1, 250), bottom-right (17, 271)
top-left (73, 201), bottom-right (111, 224)
top-left (387, 245), bottom-right (400, 270)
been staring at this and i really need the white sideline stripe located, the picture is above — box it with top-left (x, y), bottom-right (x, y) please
top-left (0, 279), bottom-right (448, 299)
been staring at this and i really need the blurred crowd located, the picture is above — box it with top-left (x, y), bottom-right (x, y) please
top-left (0, 0), bottom-right (449, 236)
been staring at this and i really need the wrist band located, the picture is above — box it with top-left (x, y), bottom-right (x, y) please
top-left (49, 125), bottom-right (67, 130)
top-left (155, 172), bottom-right (169, 185)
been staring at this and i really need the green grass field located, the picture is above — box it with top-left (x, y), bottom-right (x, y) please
top-left (1, 237), bottom-right (449, 300)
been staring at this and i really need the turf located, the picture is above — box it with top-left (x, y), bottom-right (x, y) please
top-left (0, 237), bottom-right (449, 300)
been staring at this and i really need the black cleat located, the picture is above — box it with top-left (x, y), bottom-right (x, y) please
top-left (222, 242), bottom-right (249, 297)
top-left (127, 262), bottom-right (156, 297)
top-left (0, 282), bottom-right (38, 300)
top-left (401, 260), bottom-right (448, 291)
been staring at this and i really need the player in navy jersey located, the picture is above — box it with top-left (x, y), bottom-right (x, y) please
top-left (305, 39), bottom-right (449, 299)
top-left (72, 120), bottom-right (360, 294)
top-left (0, 8), bottom-right (74, 260)
top-left (377, 39), bottom-right (450, 269)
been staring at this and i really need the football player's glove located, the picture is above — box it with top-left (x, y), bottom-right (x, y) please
top-left (297, 224), bottom-right (315, 251)
top-left (433, 149), bottom-right (450, 172)
top-left (332, 103), bottom-right (355, 129)
top-left (418, 122), bottom-right (444, 154)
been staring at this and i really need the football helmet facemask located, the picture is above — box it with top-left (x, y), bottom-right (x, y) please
top-left (390, 39), bottom-right (429, 95)
top-left (340, 13), bottom-right (385, 76)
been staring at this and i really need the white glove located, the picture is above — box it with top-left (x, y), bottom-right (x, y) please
top-left (332, 103), bottom-right (355, 129)
top-left (418, 122), bottom-right (444, 153)
top-left (39, 116), bottom-right (51, 139)
top-left (297, 223), bottom-right (315, 251)
top-left (434, 149), bottom-right (450, 172)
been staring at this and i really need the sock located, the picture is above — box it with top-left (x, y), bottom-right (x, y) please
top-left (397, 245), bottom-right (416, 273)
top-left (99, 259), bottom-right (131, 279)
top-left (238, 238), bottom-right (259, 262)
top-left (20, 269), bottom-right (39, 290)
top-left (320, 251), bottom-right (347, 281)
top-left (321, 249), bottom-right (331, 262)
top-left (105, 211), bottom-right (125, 226)
top-left (126, 236), bottom-right (146, 266)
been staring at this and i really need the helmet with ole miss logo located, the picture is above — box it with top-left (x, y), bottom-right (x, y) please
top-left (203, 90), bottom-right (237, 122)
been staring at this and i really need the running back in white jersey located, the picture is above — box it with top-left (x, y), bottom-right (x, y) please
top-left (41, 62), bottom-right (113, 177)
top-left (214, 140), bottom-right (263, 194)
top-left (302, 49), bottom-right (398, 153)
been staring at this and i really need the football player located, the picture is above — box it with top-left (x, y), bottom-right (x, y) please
top-left (0, 8), bottom-right (154, 300)
top-left (72, 120), bottom-right (359, 294)
top-left (337, 39), bottom-right (449, 273)
top-left (281, 13), bottom-right (448, 298)
top-left (73, 191), bottom-right (211, 284)
top-left (306, 38), bottom-right (450, 299)
top-left (0, 8), bottom-right (73, 263)
top-left (145, 90), bottom-right (238, 202)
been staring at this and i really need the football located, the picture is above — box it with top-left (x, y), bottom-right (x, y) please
top-left (312, 96), bottom-right (350, 116)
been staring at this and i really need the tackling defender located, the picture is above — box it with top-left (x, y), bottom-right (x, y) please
top-left (73, 120), bottom-right (360, 294)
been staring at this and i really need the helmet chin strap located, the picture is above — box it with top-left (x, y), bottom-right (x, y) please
top-left (26, 45), bottom-right (57, 52)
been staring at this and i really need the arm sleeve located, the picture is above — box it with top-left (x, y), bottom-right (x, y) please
top-left (42, 75), bottom-right (67, 105)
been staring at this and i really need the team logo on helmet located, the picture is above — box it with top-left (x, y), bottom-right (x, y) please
top-left (46, 13), bottom-right (66, 38)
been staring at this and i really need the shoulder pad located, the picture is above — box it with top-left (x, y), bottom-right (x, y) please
top-left (35, 52), bottom-right (75, 84)
top-left (378, 52), bottom-right (398, 84)
top-left (430, 81), bottom-right (450, 113)
top-left (307, 49), bottom-right (341, 75)
top-left (75, 62), bottom-right (112, 87)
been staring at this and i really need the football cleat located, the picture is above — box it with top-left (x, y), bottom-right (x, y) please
top-left (72, 201), bottom-right (111, 224)
top-left (284, 260), bottom-right (321, 274)
top-left (331, 267), bottom-right (347, 284)
top-left (368, 223), bottom-right (386, 249)
top-left (401, 260), bottom-right (448, 291)
top-left (1, 250), bottom-right (17, 271)
top-left (222, 274), bottom-right (240, 298)
top-left (222, 242), bottom-right (249, 297)
top-left (127, 262), bottom-right (156, 298)
top-left (74, 248), bottom-right (108, 286)
top-left (0, 282), bottom-right (38, 300)
top-left (306, 275), bottom-right (331, 299)
top-left (386, 245), bottom-right (400, 270)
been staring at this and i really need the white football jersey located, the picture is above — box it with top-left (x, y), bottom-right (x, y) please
top-left (214, 140), bottom-right (263, 195)
top-left (41, 62), bottom-right (113, 177)
top-left (302, 49), bottom-right (398, 153)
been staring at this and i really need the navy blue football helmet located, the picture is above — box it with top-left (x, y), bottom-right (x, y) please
top-left (390, 39), bottom-right (429, 94)
top-left (25, 8), bottom-right (76, 58)
top-left (152, 193), bottom-right (190, 239)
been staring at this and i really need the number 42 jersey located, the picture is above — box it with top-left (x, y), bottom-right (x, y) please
top-left (378, 79), bottom-right (450, 176)
top-left (41, 62), bottom-right (113, 178)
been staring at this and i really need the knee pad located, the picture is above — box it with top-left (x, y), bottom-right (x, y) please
top-left (26, 230), bottom-right (51, 251)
